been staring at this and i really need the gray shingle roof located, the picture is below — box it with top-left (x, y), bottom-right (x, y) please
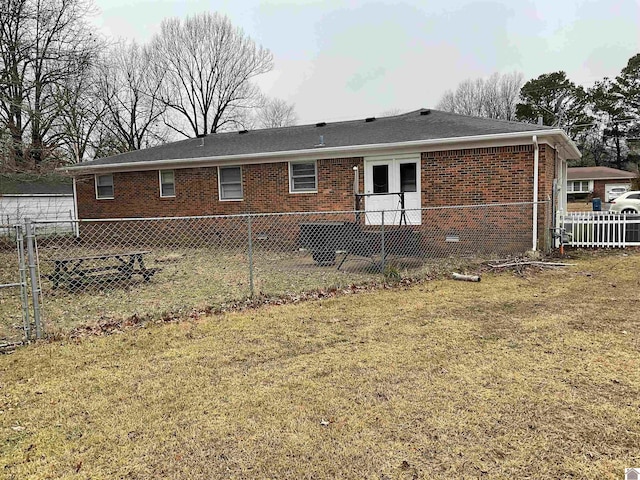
top-left (77, 109), bottom-right (554, 168)
top-left (0, 175), bottom-right (73, 195)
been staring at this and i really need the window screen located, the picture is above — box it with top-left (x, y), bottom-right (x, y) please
top-left (160, 170), bottom-right (175, 197)
top-left (96, 174), bottom-right (114, 199)
top-left (290, 162), bottom-right (317, 192)
top-left (219, 167), bottom-right (243, 200)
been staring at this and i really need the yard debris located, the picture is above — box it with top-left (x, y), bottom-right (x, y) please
top-left (476, 256), bottom-right (577, 277)
top-left (0, 341), bottom-right (22, 354)
top-left (488, 260), bottom-right (575, 269)
top-left (452, 273), bottom-right (481, 282)
top-left (319, 419), bottom-right (330, 427)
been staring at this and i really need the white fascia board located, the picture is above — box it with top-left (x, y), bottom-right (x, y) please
top-left (60, 129), bottom-right (581, 175)
top-left (568, 176), bottom-right (636, 181)
top-left (570, 178), bottom-right (635, 182)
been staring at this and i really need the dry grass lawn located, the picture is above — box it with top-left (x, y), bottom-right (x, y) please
top-left (1, 250), bottom-right (640, 479)
top-left (0, 246), bottom-right (477, 343)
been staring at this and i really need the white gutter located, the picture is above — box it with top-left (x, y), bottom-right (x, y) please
top-left (59, 129), bottom-right (581, 175)
top-left (532, 135), bottom-right (539, 252)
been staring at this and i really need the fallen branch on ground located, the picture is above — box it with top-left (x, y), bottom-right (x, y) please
top-left (488, 261), bottom-right (575, 269)
top-left (452, 273), bottom-right (481, 282)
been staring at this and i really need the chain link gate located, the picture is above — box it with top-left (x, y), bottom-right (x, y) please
top-left (0, 223), bottom-right (39, 348)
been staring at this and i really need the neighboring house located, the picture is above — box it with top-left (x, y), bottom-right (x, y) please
top-left (60, 109), bottom-right (580, 252)
top-left (0, 175), bottom-right (75, 232)
top-left (567, 166), bottom-right (637, 202)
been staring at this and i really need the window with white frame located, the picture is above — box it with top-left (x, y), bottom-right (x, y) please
top-left (289, 161), bottom-right (317, 193)
top-left (219, 166), bottom-right (243, 200)
top-left (159, 170), bottom-right (175, 197)
top-left (568, 180), bottom-right (591, 193)
top-left (95, 174), bottom-right (114, 199)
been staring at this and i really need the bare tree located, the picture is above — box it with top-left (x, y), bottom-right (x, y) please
top-left (380, 108), bottom-right (402, 117)
top-left (150, 12), bottom-right (273, 138)
top-left (96, 41), bottom-right (168, 154)
top-left (497, 72), bottom-right (524, 121)
top-left (0, 0), bottom-right (33, 167)
top-left (0, 0), bottom-right (99, 167)
top-left (51, 52), bottom-right (105, 163)
top-left (438, 78), bottom-right (487, 117)
top-left (255, 98), bottom-right (297, 128)
top-left (437, 72), bottom-right (524, 121)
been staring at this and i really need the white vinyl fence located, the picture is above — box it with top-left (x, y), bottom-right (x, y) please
top-left (562, 212), bottom-right (640, 248)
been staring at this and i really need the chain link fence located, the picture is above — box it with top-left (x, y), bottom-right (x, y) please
top-left (0, 201), bottom-right (550, 342)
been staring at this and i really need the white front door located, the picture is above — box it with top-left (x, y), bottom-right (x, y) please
top-left (364, 154), bottom-right (421, 225)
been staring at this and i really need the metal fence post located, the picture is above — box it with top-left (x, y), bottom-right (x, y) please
top-left (16, 225), bottom-right (31, 340)
top-left (247, 214), bottom-right (255, 298)
top-left (380, 210), bottom-right (385, 274)
top-left (24, 218), bottom-right (43, 339)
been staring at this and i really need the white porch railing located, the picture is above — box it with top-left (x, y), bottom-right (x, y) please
top-left (562, 212), bottom-right (640, 248)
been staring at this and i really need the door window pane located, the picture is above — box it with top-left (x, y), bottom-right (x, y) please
top-left (400, 163), bottom-right (417, 192)
top-left (373, 165), bottom-right (389, 193)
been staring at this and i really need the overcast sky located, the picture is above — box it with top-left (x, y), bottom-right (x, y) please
top-left (91, 0), bottom-right (639, 125)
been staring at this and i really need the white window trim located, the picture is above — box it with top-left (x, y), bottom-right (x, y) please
top-left (159, 169), bottom-right (176, 198)
top-left (94, 173), bottom-right (114, 200)
top-left (218, 165), bottom-right (243, 201)
top-left (567, 180), bottom-right (593, 193)
top-left (289, 160), bottom-right (318, 194)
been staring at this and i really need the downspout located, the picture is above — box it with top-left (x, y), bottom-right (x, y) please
top-left (72, 177), bottom-right (80, 238)
top-left (532, 135), bottom-right (539, 251)
top-left (353, 165), bottom-right (360, 223)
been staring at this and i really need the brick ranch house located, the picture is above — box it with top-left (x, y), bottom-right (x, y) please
top-left (61, 109), bottom-right (580, 253)
top-left (567, 166), bottom-right (636, 202)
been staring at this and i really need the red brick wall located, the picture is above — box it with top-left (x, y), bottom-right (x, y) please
top-left (78, 146), bottom-right (554, 219)
top-left (421, 145), bottom-right (537, 205)
top-left (76, 158), bottom-right (364, 219)
top-left (77, 144), bottom-right (555, 251)
top-left (76, 144), bottom-right (557, 252)
top-left (421, 144), bottom-right (555, 252)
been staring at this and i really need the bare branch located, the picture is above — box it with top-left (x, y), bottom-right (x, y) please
top-left (255, 97), bottom-right (297, 129)
top-left (436, 71), bottom-right (525, 121)
top-left (150, 12), bottom-right (273, 137)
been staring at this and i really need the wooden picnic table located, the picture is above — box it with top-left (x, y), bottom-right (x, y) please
top-left (48, 250), bottom-right (159, 289)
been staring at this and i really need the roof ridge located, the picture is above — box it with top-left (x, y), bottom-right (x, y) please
top-left (432, 108), bottom-right (554, 129)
